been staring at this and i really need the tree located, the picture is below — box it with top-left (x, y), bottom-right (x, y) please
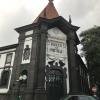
top-left (80, 26), bottom-right (100, 95)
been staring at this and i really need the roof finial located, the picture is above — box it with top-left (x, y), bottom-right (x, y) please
top-left (49, 0), bottom-right (54, 3)
top-left (69, 15), bottom-right (72, 24)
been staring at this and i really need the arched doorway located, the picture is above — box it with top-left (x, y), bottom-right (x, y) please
top-left (46, 69), bottom-right (64, 100)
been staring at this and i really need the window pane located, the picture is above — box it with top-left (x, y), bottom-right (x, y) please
top-left (0, 69), bottom-right (11, 88)
top-left (5, 53), bottom-right (12, 65)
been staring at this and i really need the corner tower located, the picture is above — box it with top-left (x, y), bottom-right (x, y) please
top-left (1, 1), bottom-right (89, 100)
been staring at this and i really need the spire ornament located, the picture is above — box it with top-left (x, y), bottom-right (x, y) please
top-left (49, 0), bottom-right (54, 3)
top-left (69, 15), bottom-right (72, 24)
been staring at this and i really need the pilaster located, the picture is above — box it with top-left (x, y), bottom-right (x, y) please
top-left (67, 31), bottom-right (79, 94)
top-left (34, 23), bottom-right (48, 100)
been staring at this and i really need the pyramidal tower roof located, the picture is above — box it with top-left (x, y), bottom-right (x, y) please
top-left (33, 0), bottom-right (59, 23)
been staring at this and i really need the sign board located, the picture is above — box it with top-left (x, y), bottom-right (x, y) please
top-left (46, 27), bottom-right (68, 65)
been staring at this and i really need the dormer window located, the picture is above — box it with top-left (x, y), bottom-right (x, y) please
top-left (5, 53), bottom-right (13, 66)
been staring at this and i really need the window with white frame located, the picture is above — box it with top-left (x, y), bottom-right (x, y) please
top-left (5, 53), bottom-right (13, 66)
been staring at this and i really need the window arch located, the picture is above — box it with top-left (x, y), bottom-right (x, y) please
top-left (0, 69), bottom-right (11, 87)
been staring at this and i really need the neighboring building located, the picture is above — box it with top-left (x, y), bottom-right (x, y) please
top-left (0, 1), bottom-right (89, 100)
top-left (0, 44), bottom-right (18, 98)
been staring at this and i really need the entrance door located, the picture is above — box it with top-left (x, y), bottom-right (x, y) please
top-left (46, 69), bottom-right (64, 100)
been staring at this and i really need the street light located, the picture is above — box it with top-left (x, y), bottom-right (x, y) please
top-left (16, 75), bottom-right (27, 100)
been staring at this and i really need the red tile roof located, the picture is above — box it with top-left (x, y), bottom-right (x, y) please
top-left (33, 2), bottom-right (59, 23)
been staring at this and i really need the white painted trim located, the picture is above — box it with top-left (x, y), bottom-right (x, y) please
top-left (0, 48), bottom-right (16, 54)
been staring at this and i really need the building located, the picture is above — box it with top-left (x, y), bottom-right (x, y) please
top-left (0, 0), bottom-right (89, 100)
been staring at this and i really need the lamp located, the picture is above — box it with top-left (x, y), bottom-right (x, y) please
top-left (16, 74), bottom-right (27, 100)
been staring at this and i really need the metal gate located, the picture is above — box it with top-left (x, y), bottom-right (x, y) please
top-left (46, 68), bottom-right (64, 100)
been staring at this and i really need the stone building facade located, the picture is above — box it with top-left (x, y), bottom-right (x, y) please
top-left (0, 1), bottom-right (89, 100)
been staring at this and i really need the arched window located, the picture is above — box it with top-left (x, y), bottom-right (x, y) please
top-left (0, 69), bottom-right (10, 87)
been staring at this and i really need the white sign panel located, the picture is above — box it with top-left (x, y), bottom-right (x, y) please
top-left (46, 27), bottom-right (67, 64)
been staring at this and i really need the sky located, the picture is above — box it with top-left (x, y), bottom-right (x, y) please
top-left (0, 0), bottom-right (100, 47)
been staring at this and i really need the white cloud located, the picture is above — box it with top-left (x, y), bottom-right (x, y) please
top-left (0, 0), bottom-right (22, 13)
top-left (0, 0), bottom-right (100, 47)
